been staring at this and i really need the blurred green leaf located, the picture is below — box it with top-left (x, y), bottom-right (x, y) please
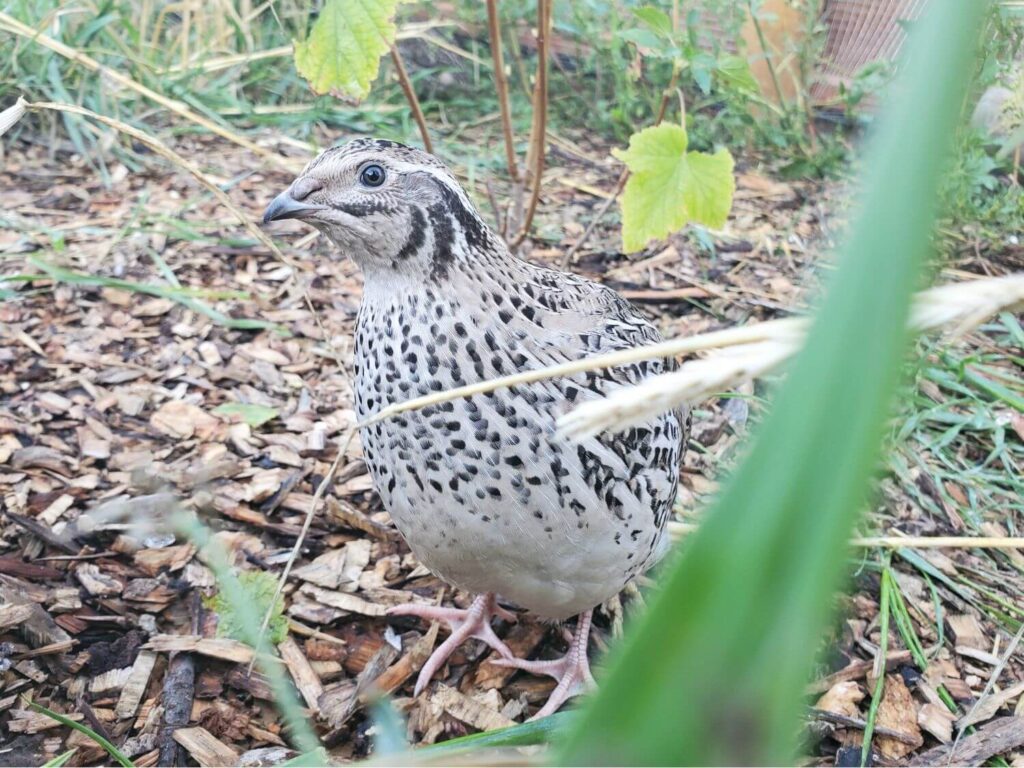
top-left (213, 402), bottom-right (280, 428)
top-left (631, 6), bottom-right (674, 37)
top-left (717, 53), bottom-right (759, 94)
top-left (614, 124), bottom-right (735, 252)
top-left (293, 0), bottom-right (401, 101)
top-left (26, 701), bottom-right (133, 767)
top-left (42, 749), bottom-right (77, 768)
top-left (205, 569), bottom-right (288, 645)
top-left (560, 4), bottom-right (985, 765)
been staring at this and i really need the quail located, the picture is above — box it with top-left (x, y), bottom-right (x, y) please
top-left (264, 138), bottom-right (687, 719)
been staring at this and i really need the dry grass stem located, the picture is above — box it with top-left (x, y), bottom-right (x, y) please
top-left (559, 340), bottom-right (797, 441)
top-left (12, 100), bottom-right (284, 260)
top-left (0, 11), bottom-right (299, 172)
top-left (252, 429), bottom-right (358, 665)
top-left (668, 523), bottom-right (1024, 550)
top-left (361, 318), bottom-right (807, 429)
top-left (558, 274), bottom-right (1024, 439)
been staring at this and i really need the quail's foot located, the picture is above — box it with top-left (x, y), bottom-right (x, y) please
top-left (387, 592), bottom-right (517, 695)
top-left (492, 609), bottom-right (597, 720)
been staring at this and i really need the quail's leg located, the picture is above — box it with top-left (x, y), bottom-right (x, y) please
top-left (492, 609), bottom-right (597, 720)
top-left (387, 592), bottom-right (516, 695)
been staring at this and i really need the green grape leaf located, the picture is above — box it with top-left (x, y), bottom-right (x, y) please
top-left (613, 124), bottom-right (735, 253)
top-left (631, 6), bottom-right (674, 37)
top-left (293, 0), bottom-right (401, 101)
top-left (205, 570), bottom-right (288, 645)
top-left (717, 53), bottom-right (759, 94)
top-left (213, 402), bottom-right (279, 428)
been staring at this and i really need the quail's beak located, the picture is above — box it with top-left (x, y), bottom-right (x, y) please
top-left (262, 189), bottom-right (325, 224)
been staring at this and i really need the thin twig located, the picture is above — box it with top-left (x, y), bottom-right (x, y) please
top-left (22, 101), bottom-right (284, 258)
top-left (389, 44), bottom-right (433, 154)
top-left (486, 0), bottom-right (518, 183)
top-left (668, 523), bottom-right (1024, 551)
top-left (560, 67), bottom-right (680, 268)
top-left (511, 0), bottom-right (550, 247)
top-left (807, 709), bottom-right (922, 746)
top-left (0, 11), bottom-right (297, 171)
top-left (560, 170), bottom-right (628, 268)
top-left (851, 536), bottom-right (1024, 549)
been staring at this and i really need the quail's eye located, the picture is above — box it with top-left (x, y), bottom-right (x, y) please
top-left (359, 164), bottom-right (386, 188)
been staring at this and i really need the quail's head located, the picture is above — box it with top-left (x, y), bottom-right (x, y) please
top-left (263, 138), bottom-right (492, 275)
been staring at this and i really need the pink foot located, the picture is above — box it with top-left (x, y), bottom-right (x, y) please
top-left (387, 592), bottom-right (516, 695)
top-left (492, 609), bottom-right (597, 719)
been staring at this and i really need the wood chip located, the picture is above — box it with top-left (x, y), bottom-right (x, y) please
top-left (875, 674), bottom-right (923, 759)
top-left (0, 602), bottom-right (34, 630)
top-left (910, 716), bottom-right (1024, 766)
top-left (959, 681), bottom-right (1024, 730)
top-left (277, 636), bottom-right (323, 713)
top-left (919, 702), bottom-right (957, 743)
top-left (430, 683), bottom-right (516, 731)
top-left (146, 635), bottom-right (255, 664)
top-left (116, 650), bottom-right (158, 720)
top-left (173, 726), bottom-right (239, 767)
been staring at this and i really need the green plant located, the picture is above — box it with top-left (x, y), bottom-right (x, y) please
top-left (204, 569), bottom-right (289, 645)
top-left (26, 700), bottom-right (134, 767)
top-left (556, 3), bottom-right (985, 763)
top-left (613, 123), bottom-right (735, 252)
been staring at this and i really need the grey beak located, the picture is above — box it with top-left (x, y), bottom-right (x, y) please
top-left (262, 191), bottom-right (324, 224)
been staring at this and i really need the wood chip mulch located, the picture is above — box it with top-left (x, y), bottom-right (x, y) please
top-left (1, 131), bottom-right (1022, 766)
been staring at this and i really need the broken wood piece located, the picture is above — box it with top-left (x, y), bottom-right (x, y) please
top-left (115, 650), bottom-right (157, 720)
top-left (0, 602), bottom-right (34, 630)
top-left (278, 636), bottom-right (323, 713)
top-left (430, 683), bottom-right (516, 731)
top-left (172, 726), bottom-right (239, 767)
top-left (910, 716), bottom-right (1024, 766)
top-left (146, 635), bottom-right (255, 664)
top-left (806, 650), bottom-right (914, 694)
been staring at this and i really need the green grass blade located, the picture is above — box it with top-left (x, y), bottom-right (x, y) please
top-left (861, 557), bottom-right (893, 766)
top-left (42, 749), bottom-right (77, 767)
top-left (26, 700), bottom-right (134, 767)
top-left (557, 4), bottom-right (986, 765)
top-left (25, 256), bottom-right (282, 333)
top-left (411, 711), bottom-right (572, 761)
top-left (169, 512), bottom-right (323, 760)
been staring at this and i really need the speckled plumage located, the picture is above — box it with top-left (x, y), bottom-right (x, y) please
top-left (355, 243), bottom-right (684, 619)
top-left (264, 138), bottom-right (688, 711)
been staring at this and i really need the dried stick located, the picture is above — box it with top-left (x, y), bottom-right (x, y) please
top-left (486, 0), bottom-right (519, 182)
top-left (0, 11), bottom-right (297, 171)
top-left (560, 67), bottom-right (680, 268)
top-left (511, 0), bottom-right (551, 247)
top-left (389, 44), bottom-right (433, 154)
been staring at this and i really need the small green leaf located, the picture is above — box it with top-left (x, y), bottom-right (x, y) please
top-left (205, 570), bottom-right (288, 645)
top-left (293, 0), bottom-right (401, 101)
top-left (213, 402), bottom-right (279, 428)
top-left (614, 124), bottom-right (735, 252)
top-left (717, 54), bottom-right (759, 94)
top-left (631, 6), bottom-right (674, 37)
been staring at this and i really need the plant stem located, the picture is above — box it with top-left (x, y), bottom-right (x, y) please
top-left (561, 66), bottom-right (680, 267)
top-left (389, 44), bottom-right (433, 154)
top-left (861, 554), bottom-right (893, 766)
top-left (511, 0), bottom-right (550, 247)
top-left (746, 0), bottom-right (788, 110)
top-left (486, 0), bottom-right (518, 183)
